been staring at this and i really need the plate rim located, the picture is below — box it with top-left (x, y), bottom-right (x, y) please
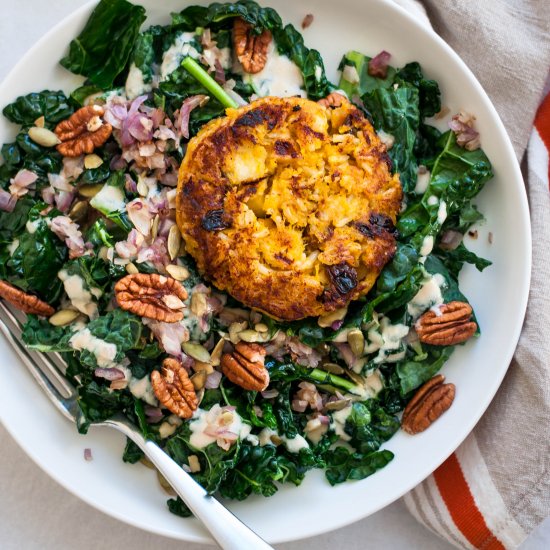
top-left (0, 0), bottom-right (532, 544)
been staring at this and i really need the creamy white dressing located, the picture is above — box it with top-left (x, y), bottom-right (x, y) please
top-left (427, 195), bottom-right (438, 206)
top-left (372, 317), bottom-right (409, 365)
top-left (415, 167), bottom-right (430, 194)
top-left (129, 375), bottom-right (157, 406)
top-left (241, 41), bottom-right (305, 98)
top-left (69, 328), bottom-right (117, 368)
top-left (26, 220), bottom-right (40, 234)
top-left (7, 239), bottom-right (19, 256)
top-left (330, 406), bottom-right (352, 441)
top-left (257, 427), bottom-right (310, 453)
top-left (90, 184), bottom-right (126, 214)
top-left (437, 200), bottom-right (448, 225)
top-left (58, 269), bottom-right (101, 319)
top-left (160, 32), bottom-right (200, 81)
top-left (125, 63), bottom-right (153, 100)
top-left (407, 272), bottom-right (446, 319)
top-left (189, 406), bottom-right (251, 450)
top-left (420, 235), bottom-right (434, 257)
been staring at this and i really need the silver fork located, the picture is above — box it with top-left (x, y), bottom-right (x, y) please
top-left (0, 301), bottom-right (272, 550)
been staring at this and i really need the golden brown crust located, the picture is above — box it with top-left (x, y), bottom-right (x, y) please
top-left (55, 105), bottom-right (112, 157)
top-left (0, 280), bottom-right (54, 316)
top-left (176, 96), bottom-right (402, 320)
top-left (416, 301), bottom-right (477, 345)
top-left (151, 358), bottom-right (198, 419)
top-left (114, 273), bottom-right (188, 323)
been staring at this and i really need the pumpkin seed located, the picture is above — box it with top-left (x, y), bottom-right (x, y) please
top-left (33, 116), bottom-right (45, 128)
top-left (190, 370), bottom-right (207, 391)
top-left (157, 471), bottom-right (176, 496)
top-left (317, 306), bottom-right (348, 328)
top-left (254, 323), bottom-right (269, 333)
top-left (137, 178), bottom-right (149, 197)
top-left (319, 362), bottom-right (345, 375)
top-left (182, 342), bottom-right (211, 363)
top-left (210, 338), bottom-right (225, 366)
top-left (188, 455), bottom-right (201, 473)
top-left (28, 126), bottom-right (60, 147)
top-left (190, 292), bottom-right (207, 317)
top-left (346, 370), bottom-right (366, 387)
top-left (139, 456), bottom-right (154, 469)
top-left (238, 329), bottom-right (271, 343)
top-left (165, 264), bottom-right (189, 281)
top-left (325, 399), bottom-right (351, 411)
top-left (178, 241), bottom-right (187, 257)
top-left (151, 214), bottom-right (160, 239)
top-left (168, 225), bottom-right (181, 260)
top-left (49, 309), bottom-right (80, 326)
top-left (84, 153), bottom-right (103, 170)
top-left (347, 328), bottom-right (365, 356)
top-left (193, 361), bottom-right (214, 375)
top-left (68, 200), bottom-right (88, 223)
top-left (79, 184), bottom-right (104, 198)
top-left (126, 262), bottom-right (138, 274)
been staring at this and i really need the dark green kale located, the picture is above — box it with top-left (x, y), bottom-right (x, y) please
top-left (60, 0), bottom-right (147, 89)
top-left (2, 90), bottom-right (74, 127)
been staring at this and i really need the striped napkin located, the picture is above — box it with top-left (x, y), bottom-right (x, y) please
top-left (395, 1), bottom-right (550, 548)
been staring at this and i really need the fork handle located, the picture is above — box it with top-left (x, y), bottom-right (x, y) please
top-left (107, 419), bottom-right (273, 550)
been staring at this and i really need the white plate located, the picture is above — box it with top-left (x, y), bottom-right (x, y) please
top-left (0, 0), bottom-right (530, 544)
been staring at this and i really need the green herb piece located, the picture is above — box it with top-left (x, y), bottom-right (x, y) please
top-left (181, 57), bottom-right (239, 108)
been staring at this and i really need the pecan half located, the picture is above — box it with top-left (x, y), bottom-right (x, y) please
top-left (0, 280), bottom-right (54, 316)
top-left (55, 105), bottom-right (112, 157)
top-left (221, 341), bottom-right (269, 391)
top-left (233, 18), bottom-right (272, 74)
top-left (151, 358), bottom-right (198, 419)
top-left (415, 301), bottom-right (477, 346)
top-left (317, 92), bottom-right (347, 109)
top-left (114, 273), bottom-right (187, 323)
top-left (401, 374), bottom-right (455, 435)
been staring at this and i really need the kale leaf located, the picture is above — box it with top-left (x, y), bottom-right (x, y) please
top-left (60, 0), bottom-right (146, 89)
top-left (325, 447), bottom-right (394, 485)
top-left (2, 90), bottom-right (74, 127)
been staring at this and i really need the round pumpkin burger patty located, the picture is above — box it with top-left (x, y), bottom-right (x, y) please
top-left (176, 96), bottom-right (402, 321)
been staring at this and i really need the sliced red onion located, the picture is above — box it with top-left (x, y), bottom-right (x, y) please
top-left (94, 367), bottom-right (125, 381)
top-left (331, 319), bottom-right (344, 331)
top-left (260, 389), bottom-right (279, 399)
top-left (177, 95), bottom-right (208, 140)
top-left (50, 216), bottom-right (87, 258)
top-left (54, 190), bottom-right (75, 214)
top-left (439, 229), bottom-right (463, 251)
top-left (449, 112), bottom-right (480, 150)
top-left (127, 198), bottom-right (153, 236)
top-left (110, 154), bottom-right (127, 170)
top-left (144, 405), bottom-right (164, 424)
top-left (205, 370), bottom-right (222, 389)
top-left (214, 59), bottom-right (226, 84)
top-left (318, 414), bottom-right (331, 426)
top-left (368, 50), bottom-right (391, 78)
top-left (334, 342), bottom-right (356, 369)
top-left (143, 318), bottom-right (188, 357)
top-left (84, 448), bottom-right (93, 461)
top-left (41, 186), bottom-right (55, 206)
top-left (291, 399), bottom-right (308, 413)
top-left (0, 189), bottom-right (16, 212)
top-left (9, 169), bottom-right (38, 198)
top-left (62, 156), bottom-right (84, 180)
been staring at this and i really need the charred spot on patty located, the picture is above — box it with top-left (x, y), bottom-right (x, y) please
top-left (176, 96), bottom-right (402, 321)
top-left (355, 213), bottom-right (398, 239)
top-left (201, 209), bottom-right (230, 231)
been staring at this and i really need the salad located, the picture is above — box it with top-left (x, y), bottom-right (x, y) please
top-left (0, 0), bottom-right (493, 517)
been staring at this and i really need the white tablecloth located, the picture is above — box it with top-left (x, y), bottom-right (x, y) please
top-left (0, 2), bottom-right (547, 549)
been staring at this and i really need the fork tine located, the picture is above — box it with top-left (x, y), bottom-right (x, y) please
top-left (0, 302), bottom-right (78, 423)
top-left (0, 301), bottom-right (76, 397)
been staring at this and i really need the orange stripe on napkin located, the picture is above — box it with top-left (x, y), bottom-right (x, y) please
top-left (535, 93), bottom-right (550, 185)
top-left (433, 453), bottom-right (505, 550)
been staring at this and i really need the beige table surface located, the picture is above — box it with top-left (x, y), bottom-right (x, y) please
top-left (0, 2), bottom-right (547, 549)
